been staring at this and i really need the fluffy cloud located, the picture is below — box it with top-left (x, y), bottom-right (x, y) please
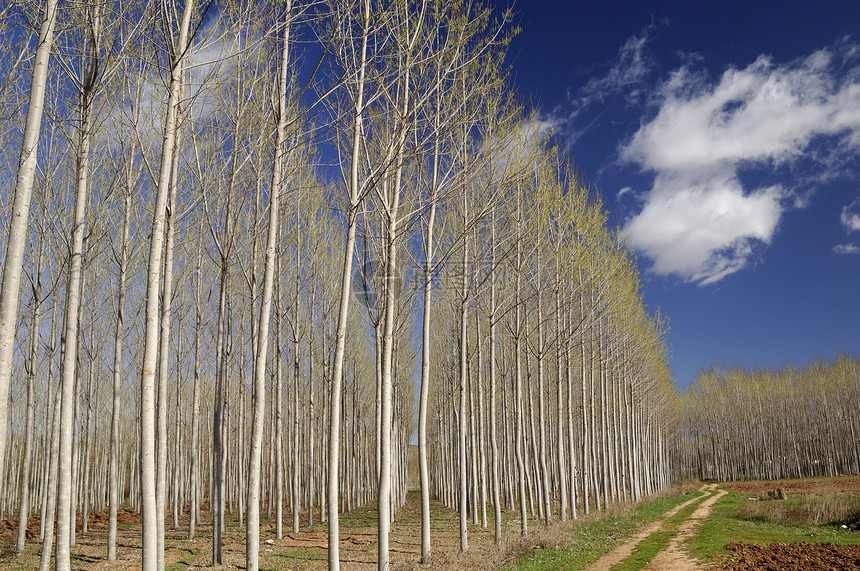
top-left (833, 243), bottom-right (860, 255)
top-left (578, 27), bottom-right (655, 107)
top-left (621, 46), bottom-right (860, 284)
top-left (841, 199), bottom-right (860, 232)
top-left (551, 25), bottom-right (657, 147)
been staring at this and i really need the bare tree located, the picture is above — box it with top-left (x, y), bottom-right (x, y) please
top-left (138, 1), bottom-right (195, 568)
top-left (0, 0), bottom-right (59, 497)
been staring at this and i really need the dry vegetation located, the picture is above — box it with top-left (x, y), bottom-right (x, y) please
top-left (0, 487), bottom-right (695, 570)
top-left (727, 475), bottom-right (860, 528)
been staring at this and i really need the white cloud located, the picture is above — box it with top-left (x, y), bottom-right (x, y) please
top-left (833, 243), bottom-right (860, 255)
top-left (621, 45), bottom-right (860, 284)
top-left (841, 199), bottom-right (860, 232)
top-left (616, 186), bottom-right (633, 201)
top-left (487, 117), bottom-right (552, 182)
top-left (550, 26), bottom-right (656, 147)
top-left (578, 26), bottom-right (655, 106)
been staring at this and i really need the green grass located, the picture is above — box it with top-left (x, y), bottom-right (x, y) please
top-left (611, 530), bottom-right (674, 571)
top-left (611, 489), bottom-right (711, 570)
top-left (687, 491), bottom-right (860, 566)
top-left (166, 547), bottom-right (208, 570)
top-left (505, 489), bottom-right (701, 570)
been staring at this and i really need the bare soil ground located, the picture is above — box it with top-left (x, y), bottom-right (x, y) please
top-left (723, 541), bottom-right (860, 570)
top-left (0, 492), bottom-right (578, 570)
top-left (644, 487), bottom-right (726, 571)
top-left (718, 475), bottom-right (860, 570)
top-left (583, 484), bottom-right (713, 570)
top-left (724, 475), bottom-right (860, 495)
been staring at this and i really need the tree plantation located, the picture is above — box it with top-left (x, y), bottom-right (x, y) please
top-left (675, 355), bottom-right (860, 483)
top-left (0, 1), bottom-right (857, 571)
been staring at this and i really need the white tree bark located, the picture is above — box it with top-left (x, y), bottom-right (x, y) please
top-left (37, 384), bottom-right (61, 571)
top-left (109, 175), bottom-right (133, 560)
top-left (327, 1), bottom-right (370, 567)
top-left (0, 0), bottom-right (59, 495)
top-left (188, 214), bottom-right (204, 540)
top-left (246, 3), bottom-right (292, 568)
top-left (139, 2), bottom-right (194, 568)
top-left (56, 9), bottom-right (101, 561)
top-left (16, 245), bottom-right (43, 555)
top-left (156, 97), bottom-right (182, 571)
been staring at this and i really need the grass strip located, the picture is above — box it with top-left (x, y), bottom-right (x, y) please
top-left (687, 491), bottom-right (860, 566)
top-left (166, 547), bottom-right (208, 570)
top-left (506, 489), bottom-right (703, 570)
top-left (611, 491), bottom-right (711, 570)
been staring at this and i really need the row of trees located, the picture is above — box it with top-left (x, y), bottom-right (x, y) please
top-left (422, 149), bottom-right (675, 549)
top-left (674, 355), bottom-right (860, 482)
top-left (0, 0), bottom-right (675, 570)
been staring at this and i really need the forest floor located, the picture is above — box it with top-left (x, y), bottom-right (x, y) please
top-left (0, 476), bottom-right (858, 569)
top-left (510, 476), bottom-right (860, 570)
top-left (0, 489), bottom-right (625, 570)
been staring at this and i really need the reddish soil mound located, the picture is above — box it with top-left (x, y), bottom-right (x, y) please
top-left (0, 506), bottom-right (142, 542)
top-left (724, 541), bottom-right (860, 570)
top-left (0, 516), bottom-right (40, 541)
top-left (79, 507), bottom-right (141, 529)
top-left (727, 476), bottom-right (860, 494)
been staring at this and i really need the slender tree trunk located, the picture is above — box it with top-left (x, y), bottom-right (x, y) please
top-left (275, 276), bottom-right (284, 539)
top-left (156, 102), bottom-right (182, 570)
top-left (16, 245), bottom-right (43, 554)
top-left (109, 184), bottom-right (132, 559)
top-left (475, 304), bottom-right (487, 529)
top-left (489, 211), bottom-right (502, 544)
top-left (246, 5), bottom-right (291, 567)
top-left (40, 296), bottom-right (60, 543)
top-left (140, 3), bottom-right (194, 568)
top-left (55, 27), bottom-right (100, 564)
top-left (418, 177), bottom-right (437, 563)
top-left (38, 385), bottom-right (61, 571)
top-left (536, 287), bottom-right (551, 525)
top-left (212, 265), bottom-right (228, 565)
top-left (327, 1), bottom-right (369, 567)
top-left (188, 215), bottom-right (204, 540)
top-left (514, 189), bottom-right (527, 536)
top-left (0, 0), bottom-right (59, 489)
top-left (554, 259), bottom-right (567, 522)
top-left (458, 194), bottom-right (469, 552)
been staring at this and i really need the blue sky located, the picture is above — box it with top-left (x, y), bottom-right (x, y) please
top-left (494, 0), bottom-right (860, 388)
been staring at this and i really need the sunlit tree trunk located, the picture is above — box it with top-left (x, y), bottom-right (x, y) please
top-left (139, 2), bottom-right (194, 567)
top-left (188, 214), bottom-right (204, 540)
top-left (16, 244), bottom-right (43, 554)
top-left (326, 1), bottom-right (370, 567)
top-left (156, 96), bottom-right (182, 570)
top-left (514, 186), bottom-right (527, 535)
top-left (489, 209), bottom-right (502, 544)
top-left (108, 164), bottom-right (133, 560)
top-left (0, 0), bottom-right (59, 498)
top-left (55, 6), bottom-right (102, 563)
top-left (458, 198), bottom-right (469, 551)
top-left (38, 383), bottom-right (61, 571)
top-left (246, 4), bottom-right (292, 566)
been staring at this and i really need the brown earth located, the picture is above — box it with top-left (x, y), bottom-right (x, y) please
top-left (584, 484), bottom-right (715, 570)
top-left (723, 541), bottom-right (860, 570)
top-left (726, 476), bottom-right (860, 495)
top-left (0, 491), bottom-right (582, 570)
top-left (0, 507), bottom-right (140, 543)
top-left (644, 487), bottom-right (727, 571)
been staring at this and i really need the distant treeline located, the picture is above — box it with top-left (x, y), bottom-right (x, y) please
top-left (672, 355), bottom-right (860, 481)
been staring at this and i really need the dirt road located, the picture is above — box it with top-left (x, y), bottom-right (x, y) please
top-left (644, 486), bottom-right (726, 570)
top-left (584, 484), bottom-right (725, 570)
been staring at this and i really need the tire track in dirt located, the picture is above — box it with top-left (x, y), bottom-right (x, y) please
top-left (643, 486), bottom-right (727, 571)
top-left (583, 484), bottom-right (715, 570)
